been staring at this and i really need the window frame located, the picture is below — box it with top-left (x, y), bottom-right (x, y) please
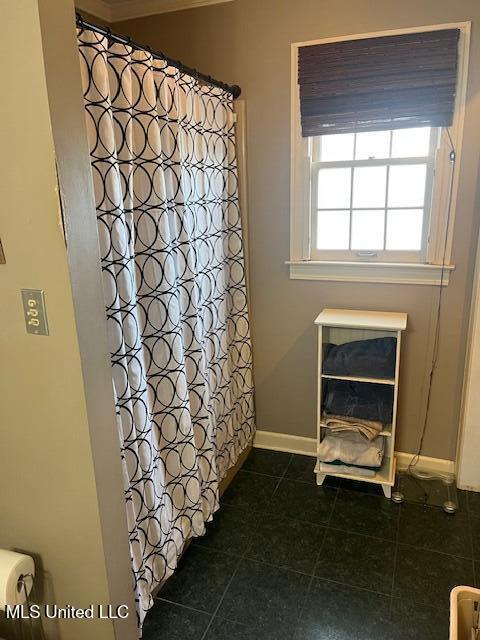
top-left (289, 22), bottom-right (471, 286)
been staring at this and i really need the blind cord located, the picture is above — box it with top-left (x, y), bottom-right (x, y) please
top-left (407, 128), bottom-right (456, 486)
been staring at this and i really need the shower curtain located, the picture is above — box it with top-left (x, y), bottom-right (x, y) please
top-left (77, 27), bottom-right (255, 629)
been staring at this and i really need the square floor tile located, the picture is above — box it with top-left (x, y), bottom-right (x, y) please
top-left (218, 559), bottom-right (309, 633)
top-left (315, 529), bottom-right (395, 594)
top-left (205, 616), bottom-right (290, 640)
top-left (245, 513), bottom-right (325, 574)
top-left (284, 454), bottom-right (317, 484)
top-left (242, 449), bottom-right (292, 477)
top-left (398, 503), bottom-right (472, 557)
top-left (159, 546), bottom-right (238, 613)
top-left (193, 506), bottom-right (257, 556)
top-left (330, 489), bottom-right (399, 540)
top-left (295, 578), bottom-right (390, 640)
top-left (470, 514), bottom-right (480, 560)
top-left (269, 479), bottom-right (337, 525)
top-left (388, 598), bottom-right (450, 640)
top-left (222, 471), bottom-right (278, 511)
top-left (297, 583), bottom-right (448, 640)
top-left (393, 544), bottom-right (474, 608)
top-left (468, 491), bottom-right (480, 516)
top-left (143, 600), bottom-right (210, 640)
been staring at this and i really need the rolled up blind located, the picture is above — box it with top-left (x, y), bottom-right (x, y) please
top-left (298, 29), bottom-right (459, 137)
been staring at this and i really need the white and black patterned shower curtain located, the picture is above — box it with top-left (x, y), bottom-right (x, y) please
top-left (77, 28), bottom-right (255, 629)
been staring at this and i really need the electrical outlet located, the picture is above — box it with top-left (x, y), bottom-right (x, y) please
top-left (21, 289), bottom-right (49, 336)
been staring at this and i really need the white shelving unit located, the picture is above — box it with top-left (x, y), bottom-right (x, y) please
top-left (314, 308), bottom-right (408, 498)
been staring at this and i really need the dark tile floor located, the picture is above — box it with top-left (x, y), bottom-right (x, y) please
top-left (143, 449), bottom-right (480, 640)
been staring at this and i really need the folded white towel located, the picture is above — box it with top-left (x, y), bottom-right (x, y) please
top-left (318, 431), bottom-right (385, 468)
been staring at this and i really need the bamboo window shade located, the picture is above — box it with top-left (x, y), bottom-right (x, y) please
top-left (298, 29), bottom-right (460, 137)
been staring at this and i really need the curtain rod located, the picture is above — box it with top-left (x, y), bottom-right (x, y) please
top-left (76, 13), bottom-right (241, 99)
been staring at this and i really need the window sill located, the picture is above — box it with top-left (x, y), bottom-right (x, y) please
top-left (287, 260), bottom-right (454, 286)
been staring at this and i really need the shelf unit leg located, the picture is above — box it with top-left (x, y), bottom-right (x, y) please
top-left (316, 473), bottom-right (326, 486)
top-left (382, 484), bottom-right (392, 499)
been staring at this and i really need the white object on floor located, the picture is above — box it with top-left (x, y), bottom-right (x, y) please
top-left (314, 308), bottom-right (408, 499)
top-left (450, 586), bottom-right (480, 640)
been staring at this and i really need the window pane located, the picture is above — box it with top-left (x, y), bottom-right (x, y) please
top-left (352, 166), bottom-right (387, 208)
top-left (355, 131), bottom-right (390, 160)
top-left (317, 168), bottom-right (351, 208)
top-left (391, 127), bottom-right (431, 158)
top-left (388, 164), bottom-right (427, 207)
top-left (319, 133), bottom-right (355, 161)
top-left (317, 210), bottom-right (350, 249)
top-left (351, 210), bottom-right (385, 250)
top-left (386, 209), bottom-right (423, 250)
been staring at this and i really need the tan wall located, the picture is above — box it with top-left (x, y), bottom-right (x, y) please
top-left (0, 2), bottom-right (135, 638)
top-left (113, 0), bottom-right (480, 461)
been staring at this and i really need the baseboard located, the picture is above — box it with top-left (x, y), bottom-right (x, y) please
top-left (253, 430), bottom-right (455, 476)
top-left (253, 430), bottom-right (317, 456)
top-left (394, 451), bottom-right (454, 475)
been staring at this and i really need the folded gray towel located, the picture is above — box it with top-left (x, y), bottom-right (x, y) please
top-left (318, 431), bottom-right (385, 468)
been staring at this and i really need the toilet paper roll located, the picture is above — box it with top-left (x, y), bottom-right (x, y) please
top-left (0, 550), bottom-right (35, 611)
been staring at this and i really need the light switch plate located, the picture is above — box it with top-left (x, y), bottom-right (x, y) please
top-left (21, 289), bottom-right (49, 336)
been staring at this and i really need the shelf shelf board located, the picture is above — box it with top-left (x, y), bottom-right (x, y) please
top-left (315, 308), bottom-right (407, 331)
top-left (321, 373), bottom-right (395, 385)
top-left (314, 456), bottom-right (395, 486)
top-left (320, 421), bottom-right (392, 437)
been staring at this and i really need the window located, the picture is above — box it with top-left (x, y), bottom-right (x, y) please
top-left (290, 24), bottom-right (470, 285)
top-left (311, 127), bottom-right (437, 262)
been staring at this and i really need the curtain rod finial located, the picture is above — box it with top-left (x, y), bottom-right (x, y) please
top-left (230, 85), bottom-right (241, 99)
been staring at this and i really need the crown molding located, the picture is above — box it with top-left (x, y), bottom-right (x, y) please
top-left (77, 0), bottom-right (233, 23)
top-left (76, 0), bottom-right (113, 22)
top-left (113, 0), bottom-right (233, 21)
